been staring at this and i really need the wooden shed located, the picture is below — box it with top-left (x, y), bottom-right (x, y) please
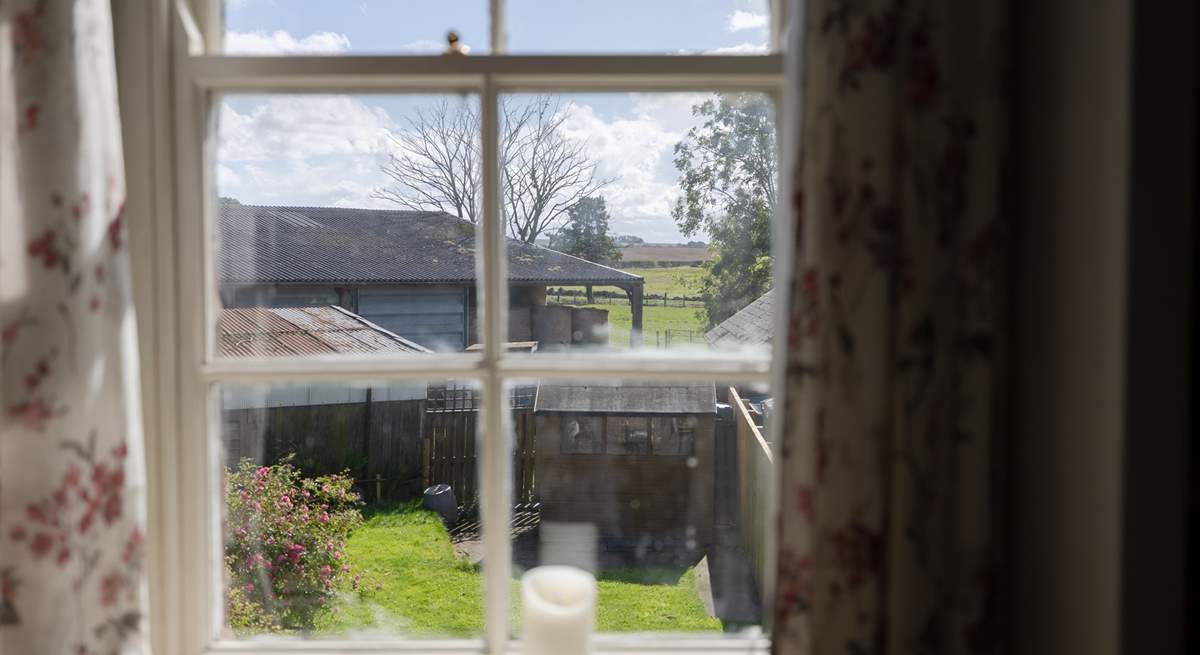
top-left (532, 381), bottom-right (717, 556)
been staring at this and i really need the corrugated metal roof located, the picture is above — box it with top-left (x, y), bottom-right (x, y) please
top-left (218, 306), bottom-right (432, 357)
top-left (534, 380), bottom-right (717, 414)
top-left (705, 290), bottom-right (774, 347)
top-left (218, 203), bottom-right (642, 285)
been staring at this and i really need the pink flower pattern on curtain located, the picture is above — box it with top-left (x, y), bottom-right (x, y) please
top-left (773, 0), bottom-right (1008, 653)
top-left (1, 1), bottom-right (148, 653)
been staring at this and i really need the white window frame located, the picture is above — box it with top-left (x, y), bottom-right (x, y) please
top-left (152, 1), bottom-right (793, 653)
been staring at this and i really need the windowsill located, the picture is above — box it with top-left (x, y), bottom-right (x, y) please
top-left (206, 635), bottom-right (770, 654)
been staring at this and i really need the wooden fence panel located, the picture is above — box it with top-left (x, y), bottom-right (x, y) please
top-left (367, 398), bottom-right (426, 499)
top-left (512, 409), bottom-right (538, 506)
top-left (730, 386), bottom-right (773, 590)
top-left (421, 385), bottom-right (538, 509)
top-left (222, 398), bottom-right (424, 501)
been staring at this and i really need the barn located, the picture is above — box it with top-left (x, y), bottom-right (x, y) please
top-left (218, 202), bottom-right (646, 351)
top-left (532, 380), bottom-right (717, 559)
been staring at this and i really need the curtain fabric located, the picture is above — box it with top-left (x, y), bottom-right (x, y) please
top-left (773, 1), bottom-right (1008, 654)
top-left (0, 1), bottom-right (148, 653)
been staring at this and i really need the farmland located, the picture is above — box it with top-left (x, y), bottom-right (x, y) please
top-left (620, 266), bottom-right (706, 298)
top-left (618, 245), bottom-right (711, 264)
top-left (545, 258), bottom-right (712, 344)
top-left (587, 303), bottom-right (708, 346)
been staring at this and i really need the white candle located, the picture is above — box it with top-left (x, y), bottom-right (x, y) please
top-left (521, 565), bottom-right (597, 655)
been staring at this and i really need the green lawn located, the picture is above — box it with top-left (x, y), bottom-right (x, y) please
top-left (316, 505), bottom-right (719, 636)
top-left (594, 567), bottom-right (720, 632)
top-left (314, 505), bottom-right (484, 636)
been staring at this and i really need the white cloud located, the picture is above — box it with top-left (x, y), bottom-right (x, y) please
top-left (727, 9), bottom-right (768, 32)
top-left (557, 95), bottom-right (709, 241)
top-left (217, 96), bottom-right (399, 207)
top-left (398, 39), bottom-right (445, 53)
top-left (219, 96), bottom-right (396, 162)
top-left (705, 42), bottom-right (768, 55)
top-left (224, 30), bottom-right (352, 55)
top-left (216, 164), bottom-right (242, 190)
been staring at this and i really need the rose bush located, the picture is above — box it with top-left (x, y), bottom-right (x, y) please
top-left (224, 457), bottom-right (364, 632)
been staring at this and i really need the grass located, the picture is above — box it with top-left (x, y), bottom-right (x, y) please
top-left (586, 303), bottom-right (708, 345)
top-left (595, 568), bottom-right (720, 632)
top-left (314, 504), bottom-right (484, 636)
top-left (315, 504), bottom-right (719, 636)
top-left (548, 266), bottom-right (704, 300)
top-left (617, 266), bottom-right (706, 298)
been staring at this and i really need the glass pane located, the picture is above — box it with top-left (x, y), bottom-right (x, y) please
top-left (222, 1), bottom-right (489, 55)
top-left (510, 379), bottom-right (772, 636)
top-left (213, 94), bottom-right (485, 356)
top-left (217, 379), bottom-right (486, 639)
top-left (507, 0), bottom-right (771, 54)
top-left (496, 93), bottom-right (777, 357)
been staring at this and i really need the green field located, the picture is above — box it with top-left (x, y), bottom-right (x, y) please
top-left (316, 505), bottom-right (719, 636)
top-left (550, 266), bottom-right (704, 300)
top-left (617, 266), bottom-right (705, 298)
top-left (545, 264), bottom-right (709, 345)
top-left (588, 304), bottom-right (708, 346)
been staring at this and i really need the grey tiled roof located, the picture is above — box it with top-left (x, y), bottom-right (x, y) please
top-left (534, 380), bottom-right (717, 414)
top-left (218, 204), bottom-right (642, 286)
top-left (219, 305), bottom-right (431, 357)
top-left (704, 290), bottom-right (774, 347)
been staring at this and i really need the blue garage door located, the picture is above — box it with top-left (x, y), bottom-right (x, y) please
top-left (357, 286), bottom-right (468, 352)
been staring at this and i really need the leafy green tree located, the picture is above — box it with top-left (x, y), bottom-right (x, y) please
top-left (549, 196), bottom-right (623, 264)
top-left (672, 93), bottom-right (776, 327)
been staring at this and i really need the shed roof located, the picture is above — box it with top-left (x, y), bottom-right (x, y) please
top-left (705, 289), bottom-right (774, 347)
top-left (534, 381), bottom-right (717, 415)
top-left (218, 203), bottom-right (642, 286)
top-left (219, 305), bottom-right (431, 357)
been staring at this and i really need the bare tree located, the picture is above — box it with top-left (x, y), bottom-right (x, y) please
top-left (373, 96), bottom-right (610, 244)
top-left (372, 99), bottom-right (482, 222)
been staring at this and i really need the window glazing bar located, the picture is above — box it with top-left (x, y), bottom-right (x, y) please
top-left (198, 353), bottom-right (773, 385)
top-left (478, 73), bottom-right (513, 655)
top-left (180, 54), bottom-right (784, 92)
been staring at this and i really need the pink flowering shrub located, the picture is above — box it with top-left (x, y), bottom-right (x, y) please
top-left (224, 457), bottom-right (364, 632)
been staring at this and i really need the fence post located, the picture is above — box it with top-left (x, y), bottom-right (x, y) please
top-left (375, 473), bottom-right (382, 503)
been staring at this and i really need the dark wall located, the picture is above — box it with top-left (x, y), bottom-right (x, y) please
top-left (1122, 2), bottom-right (1196, 654)
top-left (1012, 0), bottom-right (1197, 653)
top-left (1011, 0), bottom-right (1130, 652)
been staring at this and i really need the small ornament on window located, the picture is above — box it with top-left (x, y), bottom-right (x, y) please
top-left (444, 31), bottom-right (469, 55)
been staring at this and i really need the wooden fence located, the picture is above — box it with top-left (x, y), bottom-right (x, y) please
top-left (423, 384), bottom-right (479, 508)
top-left (512, 409), bottom-right (538, 506)
top-left (730, 386), bottom-right (773, 589)
top-left (222, 384), bottom-right (539, 508)
top-left (222, 396), bottom-right (425, 500)
top-left (548, 289), bottom-right (705, 308)
top-left (423, 384), bottom-right (538, 511)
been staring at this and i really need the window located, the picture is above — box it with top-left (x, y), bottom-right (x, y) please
top-left (161, 1), bottom-right (786, 652)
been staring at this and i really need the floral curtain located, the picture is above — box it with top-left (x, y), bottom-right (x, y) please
top-left (1, 1), bottom-right (148, 653)
top-left (773, 0), bottom-right (1008, 653)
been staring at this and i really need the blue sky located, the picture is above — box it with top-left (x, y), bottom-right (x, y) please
top-left (218, 0), bottom-right (771, 242)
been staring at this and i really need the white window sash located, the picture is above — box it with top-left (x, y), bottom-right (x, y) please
top-left (159, 1), bottom-right (790, 653)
